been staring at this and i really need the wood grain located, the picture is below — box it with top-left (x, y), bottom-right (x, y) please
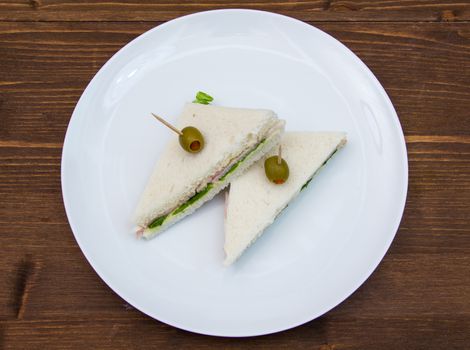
top-left (1, 3), bottom-right (470, 349)
top-left (0, 21), bottom-right (469, 144)
top-left (0, 0), bottom-right (469, 22)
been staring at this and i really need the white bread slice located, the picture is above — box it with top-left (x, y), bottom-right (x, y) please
top-left (224, 131), bottom-right (347, 265)
top-left (134, 102), bottom-right (285, 239)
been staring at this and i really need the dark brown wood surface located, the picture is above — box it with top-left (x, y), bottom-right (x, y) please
top-left (1, 2), bottom-right (469, 349)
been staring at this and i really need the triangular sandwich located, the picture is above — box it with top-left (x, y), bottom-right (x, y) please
top-left (224, 131), bottom-right (346, 264)
top-left (134, 102), bottom-right (285, 239)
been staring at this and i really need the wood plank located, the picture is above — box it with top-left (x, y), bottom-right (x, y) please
top-left (0, 21), bottom-right (469, 145)
top-left (0, 317), bottom-right (466, 349)
top-left (0, 1), bottom-right (469, 22)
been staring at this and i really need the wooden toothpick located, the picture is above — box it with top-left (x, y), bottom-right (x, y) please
top-left (277, 145), bottom-right (282, 165)
top-left (151, 113), bottom-right (182, 136)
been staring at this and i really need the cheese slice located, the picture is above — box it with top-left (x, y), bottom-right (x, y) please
top-left (224, 131), bottom-right (347, 265)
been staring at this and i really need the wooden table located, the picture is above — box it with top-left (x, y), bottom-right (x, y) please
top-left (1, 1), bottom-right (469, 349)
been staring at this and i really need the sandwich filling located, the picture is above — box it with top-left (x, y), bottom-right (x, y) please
top-left (300, 147), bottom-right (340, 191)
top-left (269, 146), bottom-right (342, 223)
top-left (145, 139), bottom-right (267, 230)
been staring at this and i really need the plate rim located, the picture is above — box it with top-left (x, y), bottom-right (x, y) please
top-left (61, 9), bottom-right (409, 337)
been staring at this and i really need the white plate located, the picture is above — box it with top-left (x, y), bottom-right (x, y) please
top-left (62, 9), bottom-right (408, 337)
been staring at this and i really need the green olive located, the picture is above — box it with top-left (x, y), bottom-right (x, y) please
top-left (264, 156), bottom-right (289, 184)
top-left (179, 126), bottom-right (204, 153)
